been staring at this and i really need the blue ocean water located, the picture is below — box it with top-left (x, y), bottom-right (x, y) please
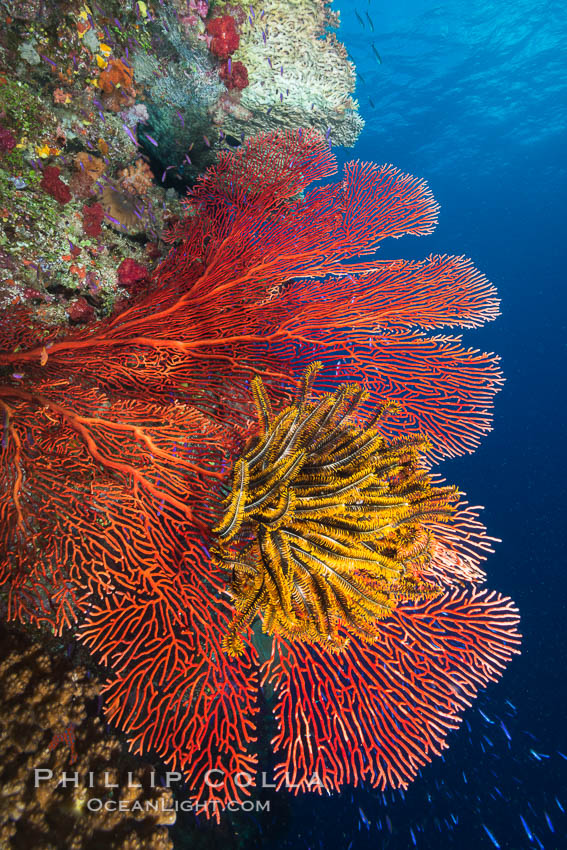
top-left (258, 1), bottom-right (566, 848)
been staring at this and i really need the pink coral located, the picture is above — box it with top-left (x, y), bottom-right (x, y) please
top-left (192, 0), bottom-right (209, 16)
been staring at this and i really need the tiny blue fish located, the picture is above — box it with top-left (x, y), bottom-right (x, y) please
top-left (520, 815), bottom-right (533, 842)
top-left (482, 825), bottom-right (500, 848)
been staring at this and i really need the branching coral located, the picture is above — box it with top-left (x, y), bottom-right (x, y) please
top-left (0, 129), bottom-right (518, 817)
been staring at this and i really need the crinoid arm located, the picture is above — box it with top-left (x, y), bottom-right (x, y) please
top-left (213, 364), bottom-right (457, 655)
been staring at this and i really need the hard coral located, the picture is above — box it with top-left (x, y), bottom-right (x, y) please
top-left (206, 14), bottom-right (239, 59)
top-left (220, 59), bottom-right (249, 91)
top-left (40, 165), bottom-right (71, 205)
top-left (223, 0), bottom-right (363, 147)
top-left (98, 58), bottom-right (136, 113)
top-left (0, 624), bottom-right (174, 849)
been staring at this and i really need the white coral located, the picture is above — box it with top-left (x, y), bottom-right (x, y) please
top-left (217, 0), bottom-right (363, 146)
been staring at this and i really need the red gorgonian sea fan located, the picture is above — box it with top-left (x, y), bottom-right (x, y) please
top-left (0, 129), bottom-right (520, 817)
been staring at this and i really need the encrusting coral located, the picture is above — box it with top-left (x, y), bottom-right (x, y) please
top-left (0, 625), bottom-right (174, 850)
top-left (97, 59), bottom-right (137, 114)
top-left (73, 153), bottom-right (106, 185)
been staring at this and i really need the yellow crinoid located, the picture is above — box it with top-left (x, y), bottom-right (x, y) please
top-left (213, 363), bottom-right (457, 656)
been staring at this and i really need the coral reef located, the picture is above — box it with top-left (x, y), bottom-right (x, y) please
top-left (0, 4), bottom-right (188, 330)
top-left (212, 0), bottom-right (363, 146)
top-left (0, 130), bottom-right (519, 818)
top-left (0, 624), bottom-right (174, 849)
